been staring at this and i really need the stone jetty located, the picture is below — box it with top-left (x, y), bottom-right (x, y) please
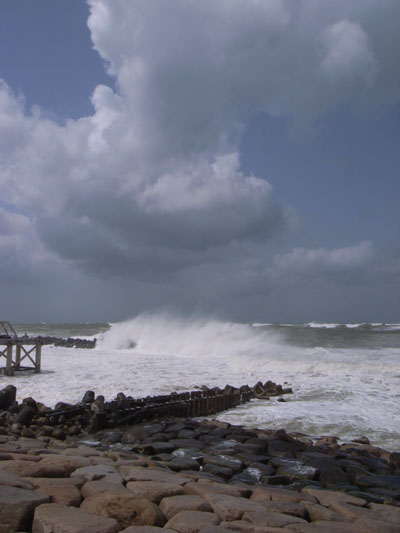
top-left (0, 384), bottom-right (399, 532)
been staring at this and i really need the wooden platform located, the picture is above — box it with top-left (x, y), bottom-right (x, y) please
top-left (0, 321), bottom-right (41, 376)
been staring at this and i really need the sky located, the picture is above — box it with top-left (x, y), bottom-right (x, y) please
top-left (0, 0), bottom-right (399, 324)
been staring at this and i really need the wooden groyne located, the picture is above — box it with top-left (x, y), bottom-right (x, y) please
top-left (0, 381), bottom-right (292, 439)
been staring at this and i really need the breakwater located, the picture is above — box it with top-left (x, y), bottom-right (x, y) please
top-left (0, 381), bottom-right (292, 438)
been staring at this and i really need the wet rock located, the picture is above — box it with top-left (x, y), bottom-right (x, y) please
top-left (271, 458), bottom-right (319, 482)
top-left (203, 463), bottom-right (233, 480)
top-left (82, 391), bottom-right (95, 404)
top-left (0, 385), bottom-right (17, 410)
top-left (355, 474), bottom-right (400, 491)
top-left (169, 456), bottom-right (201, 472)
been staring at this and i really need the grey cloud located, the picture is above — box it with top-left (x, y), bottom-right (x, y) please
top-left (0, 1), bottom-right (399, 319)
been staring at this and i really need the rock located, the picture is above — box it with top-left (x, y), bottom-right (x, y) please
top-left (185, 481), bottom-right (250, 499)
top-left (203, 463), bottom-right (233, 480)
top-left (304, 502), bottom-right (350, 523)
top-left (301, 488), bottom-right (366, 507)
top-left (271, 458), bottom-right (319, 481)
top-left (15, 406), bottom-right (36, 426)
top-left (0, 459), bottom-right (40, 477)
top-left (203, 455), bottom-right (243, 473)
top-left (81, 492), bottom-right (165, 528)
top-left (250, 486), bottom-right (317, 505)
top-left (368, 502), bottom-right (400, 524)
top-left (220, 520), bottom-right (293, 532)
top-left (328, 501), bottom-right (377, 522)
top-left (81, 478), bottom-right (131, 498)
top-left (204, 493), bottom-right (266, 521)
top-left (169, 439), bottom-right (204, 450)
top-left (354, 516), bottom-right (400, 533)
top-left (0, 385), bottom-right (17, 410)
top-left (164, 510), bottom-right (220, 533)
top-left (0, 468), bottom-right (34, 489)
top-left (32, 454), bottom-right (91, 477)
top-left (25, 477), bottom-right (82, 507)
top-left (0, 485), bottom-right (49, 533)
top-left (126, 480), bottom-right (185, 503)
top-left (119, 465), bottom-right (188, 485)
top-left (120, 526), bottom-right (175, 533)
top-left (72, 463), bottom-right (121, 482)
top-left (32, 502), bottom-right (120, 532)
top-left (355, 474), bottom-right (400, 491)
top-left (168, 456), bottom-right (201, 472)
top-left (257, 501), bottom-right (308, 520)
top-left (82, 390), bottom-right (95, 404)
top-left (242, 508), bottom-right (307, 528)
top-left (159, 494), bottom-right (212, 519)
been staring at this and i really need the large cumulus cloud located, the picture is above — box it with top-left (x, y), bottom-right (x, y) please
top-left (0, 0), bottom-right (399, 319)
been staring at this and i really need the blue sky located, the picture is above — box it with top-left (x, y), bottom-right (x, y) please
top-left (0, 0), bottom-right (399, 322)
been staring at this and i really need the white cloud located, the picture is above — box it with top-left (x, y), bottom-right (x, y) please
top-left (275, 241), bottom-right (374, 272)
top-left (0, 1), bottom-right (399, 318)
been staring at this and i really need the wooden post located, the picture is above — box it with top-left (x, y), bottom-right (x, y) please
top-left (35, 341), bottom-right (42, 373)
top-left (15, 344), bottom-right (21, 370)
top-left (5, 342), bottom-right (13, 376)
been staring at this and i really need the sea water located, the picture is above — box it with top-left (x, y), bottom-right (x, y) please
top-left (5, 315), bottom-right (400, 451)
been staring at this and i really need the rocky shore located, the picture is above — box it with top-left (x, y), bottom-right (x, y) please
top-left (0, 383), bottom-right (399, 532)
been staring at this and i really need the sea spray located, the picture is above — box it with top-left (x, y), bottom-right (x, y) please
top-left (8, 314), bottom-right (400, 450)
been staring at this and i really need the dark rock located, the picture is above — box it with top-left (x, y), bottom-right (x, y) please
top-left (0, 385), bottom-right (17, 410)
top-left (14, 406), bottom-right (36, 426)
top-left (132, 442), bottom-right (177, 455)
top-left (168, 456), bottom-right (201, 471)
top-left (82, 390), bottom-right (95, 404)
top-left (261, 474), bottom-right (291, 485)
top-left (355, 474), bottom-right (400, 491)
top-left (203, 463), bottom-right (233, 480)
top-left (169, 438), bottom-right (204, 450)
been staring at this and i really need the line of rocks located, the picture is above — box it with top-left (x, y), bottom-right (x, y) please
top-left (17, 335), bottom-right (97, 349)
top-left (0, 381), bottom-right (292, 440)
top-left (0, 418), bottom-right (399, 532)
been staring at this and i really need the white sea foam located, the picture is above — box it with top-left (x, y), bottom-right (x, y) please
top-left (6, 313), bottom-right (400, 451)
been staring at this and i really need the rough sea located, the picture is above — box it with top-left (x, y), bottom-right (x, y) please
top-left (5, 315), bottom-right (400, 451)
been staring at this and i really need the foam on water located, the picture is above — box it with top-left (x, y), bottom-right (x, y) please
top-left (6, 313), bottom-right (400, 451)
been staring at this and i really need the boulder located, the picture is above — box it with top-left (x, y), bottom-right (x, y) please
top-left (81, 492), bottom-right (165, 528)
top-left (250, 486), bottom-right (316, 505)
top-left (72, 463), bottom-right (121, 482)
top-left (32, 502), bottom-right (120, 533)
top-left (204, 493), bottom-right (266, 521)
top-left (242, 508), bottom-right (307, 528)
top-left (0, 485), bottom-right (49, 533)
top-left (159, 494), bottom-right (212, 520)
top-left (81, 478), bottom-right (131, 498)
top-left (119, 465), bottom-right (188, 485)
top-left (0, 385), bottom-right (17, 409)
top-left (164, 510), bottom-right (220, 533)
top-left (0, 467), bottom-right (34, 489)
top-left (184, 480), bottom-right (249, 499)
top-left (126, 481), bottom-right (185, 503)
top-left (301, 488), bottom-right (366, 507)
top-left (28, 478), bottom-right (82, 506)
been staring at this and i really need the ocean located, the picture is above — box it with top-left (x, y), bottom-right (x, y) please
top-left (4, 315), bottom-right (400, 451)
